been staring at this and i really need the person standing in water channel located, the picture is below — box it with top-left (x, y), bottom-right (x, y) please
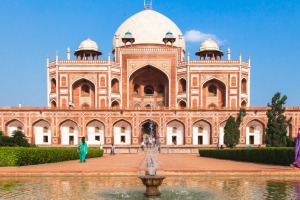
top-left (78, 137), bottom-right (88, 163)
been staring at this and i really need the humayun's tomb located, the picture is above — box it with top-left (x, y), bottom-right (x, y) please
top-left (0, 5), bottom-right (299, 151)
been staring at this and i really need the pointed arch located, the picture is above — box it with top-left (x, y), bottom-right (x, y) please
top-left (246, 119), bottom-right (265, 145)
top-left (202, 78), bottom-right (226, 108)
top-left (241, 78), bottom-right (247, 93)
top-left (178, 78), bottom-right (186, 93)
top-left (113, 120), bottom-right (132, 145)
top-left (111, 78), bottom-right (120, 93)
top-left (192, 120), bottom-right (212, 145)
top-left (166, 120), bottom-right (185, 145)
top-left (32, 119), bottom-right (52, 145)
top-left (50, 78), bottom-right (56, 93)
top-left (111, 100), bottom-right (120, 108)
top-left (60, 119), bottom-right (79, 145)
top-left (5, 119), bottom-right (25, 137)
top-left (71, 78), bottom-right (96, 108)
top-left (129, 65), bottom-right (169, 108)
top-left (86, 119), bottom-right (105, 145)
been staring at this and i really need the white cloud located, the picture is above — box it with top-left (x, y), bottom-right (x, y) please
top-left (184, 29), bottom-right (224, 46)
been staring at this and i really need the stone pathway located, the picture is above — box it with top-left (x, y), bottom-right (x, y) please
top-left (0, 150), bottom-right (298, 176)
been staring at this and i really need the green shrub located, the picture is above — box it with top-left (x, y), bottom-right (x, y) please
top-left (199, 147), bottom-right (294, 166)
top-left (0, 147), bottom-right (104, 166)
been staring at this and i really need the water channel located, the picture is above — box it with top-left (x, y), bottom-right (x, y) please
top-left (0, 176), bottom-right (299, 199)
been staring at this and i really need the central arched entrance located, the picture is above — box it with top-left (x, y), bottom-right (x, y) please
top-left (141, 120), bottom-right (157, 144)
top-left (129, 65), bottom-right (169, 108)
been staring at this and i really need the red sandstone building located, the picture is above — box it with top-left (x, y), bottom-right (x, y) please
top-left (0, 6), bottom-right (299, 149)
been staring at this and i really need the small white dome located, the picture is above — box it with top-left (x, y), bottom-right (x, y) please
top-left (113, 9), bottom-right (185, 51)
top-left (199, 37), bottom-right (220, 51)
top-left (77, 38), bottom-right (99, 52)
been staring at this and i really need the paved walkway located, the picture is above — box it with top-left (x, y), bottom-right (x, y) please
top-left (0, 151), bottom-right (298, 176)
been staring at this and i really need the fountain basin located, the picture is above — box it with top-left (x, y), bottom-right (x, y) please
top-left (139, 175), bottom-right (166, 196)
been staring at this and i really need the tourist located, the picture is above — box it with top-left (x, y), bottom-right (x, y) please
top-left (291, 132), bottom-right (300, 168)
top-left (110, 143), bottom-right (115, 155)
top-left (220, 145), bottom-right (224, 149)
top-left (77, 137), bottom-right (88, 163)
top-left (149, 137), bottom-right (153, 149)
top-left (157, 138), bottom-right (161, 153)
top-left (141, 141), bottom-right (145, 151)
top-left (216, 144), bottom-right (219, 150)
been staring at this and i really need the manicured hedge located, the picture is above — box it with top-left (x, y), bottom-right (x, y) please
top-left (199, 147), bottom-right (294, 166)
top-left (0, 147), bottom-right (104, 166)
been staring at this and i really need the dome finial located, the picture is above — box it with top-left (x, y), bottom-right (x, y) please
top-left (144, 0), bottom-right (152, 10)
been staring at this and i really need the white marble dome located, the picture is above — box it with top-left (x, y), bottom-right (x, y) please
top-left (113, 9), bottom-right (185, 51)
top-left (76, 38), bottom-right (99, 52)
top-left (199, 37), bottom-right (220, 51)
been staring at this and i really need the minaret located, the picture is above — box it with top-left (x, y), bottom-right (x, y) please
top-left (67, 47), bottom-right (71, 60)
top-left (227, 48), bottom-right (231, 60)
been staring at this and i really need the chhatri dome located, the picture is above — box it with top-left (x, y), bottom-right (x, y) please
top-left (74, 38), bottom-right (102, 60)
top-left (199, 37), bottom-right (220, 51)
top-left (76, 38), bottom-right (100, 52)
top-left (195, 37), bottom-right (224, 60)
top-left (112, 9), bottom-right (186, 52)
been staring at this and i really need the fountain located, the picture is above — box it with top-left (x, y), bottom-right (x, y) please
top-left (139, 99), bottom-right (166, 197)
top-left (139, 154), bottom-right (165, 196)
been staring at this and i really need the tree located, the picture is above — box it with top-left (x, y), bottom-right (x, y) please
top-left (12, 130), bottom-right (30, 147)
top-left (265, 92), bottom-right (292, 147)
top-left (224, 108), bottom-right (247, 148)
top-left (224, 116), bottom-right (237, 148)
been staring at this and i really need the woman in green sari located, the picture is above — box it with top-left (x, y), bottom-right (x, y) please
top-left (78, 137), bottom-right (88, 163)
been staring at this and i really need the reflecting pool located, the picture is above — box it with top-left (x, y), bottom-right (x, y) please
top-left (0, 176), bottom-right (300, 199)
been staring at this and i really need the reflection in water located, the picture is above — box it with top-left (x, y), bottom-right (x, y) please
top-left (0, 176), bottom-right (300, 199)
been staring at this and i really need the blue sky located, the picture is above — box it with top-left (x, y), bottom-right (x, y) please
top-left (0, 0), bottom-right (299, 107)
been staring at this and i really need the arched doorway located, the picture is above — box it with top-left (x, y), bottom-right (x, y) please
top-left (33, 120), bottom-right (51, 145)
top-left (246, 120), bottom-right (264, 145)
top-left (86, 120), bottom-right (105, 145)
top-left (202, 79), bottom-right (226, 108)
top-left (113, 120), bottom-right (131, 145)
top-left (60, 120), bottom-right (79, 145)
top-left (141, 120), bottom-right (157, 143)
top-left (192, 120), bottom-right (211, 145)
top-left (129, 65), bottom-right (169, 108)
top-left (71, 79), bottom-right (95, 108)
top-left (166, 120), bottom-right (184, 145)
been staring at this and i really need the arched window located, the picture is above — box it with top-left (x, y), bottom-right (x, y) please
top-left (51, 101), bottom-right (57, 108)
top-left (241, 79), bottom-right (247, 93)
top-left (250, 126), bottom-right (255, 133)
top-left (51, 78), bottom-right (56, 93)
top-left (81, 85), bottom-right (90, 96)
top-left (144, 85), bottom-right (154, 95)
top-left (208, 85), bottom-right (217, 96)
top-left (178, 101), bottom-right (186, 108)
top-left (111, 78), bottom-right (119, 93)
top-left (241, 101), bottom-right (247, 108)
top-left (111, 101), bottom-right (119, 108)
top-left (178, 79), bottom-right (186, 92)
